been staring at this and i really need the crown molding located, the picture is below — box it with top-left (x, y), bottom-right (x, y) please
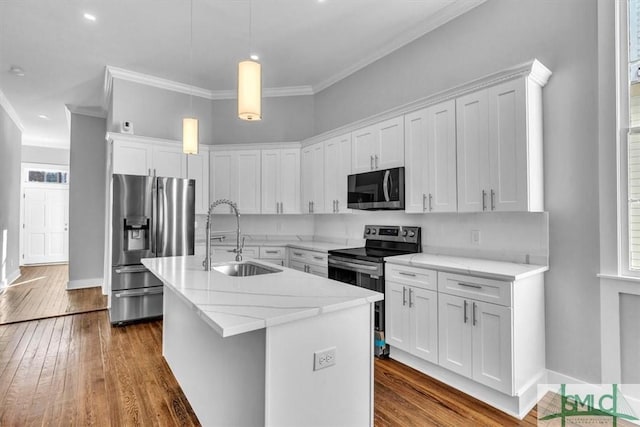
top-left (65, 104), bottom-right (107, 119)
top-left (312, 0), bottom-right (487, 93)
top-left (0, 88), bottom-right (24, 132)
top-left (105, 66), bottom-right (314, 102)
top-left (304, 58), bottom-right (551, 146)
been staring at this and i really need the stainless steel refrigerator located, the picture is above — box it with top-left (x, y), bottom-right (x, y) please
top-left (110, 174), bottom-right (195, 324)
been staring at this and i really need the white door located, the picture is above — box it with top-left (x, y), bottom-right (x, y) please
top-left (438, 293), bottom-right (473, 378)
top-left (301, 143), bottom-right (324, 213)
top-left (377, 116), bottom-right (404, 170)
top-left (385, 282), bottom-right (411, 352)
top-left (279, 149), bottom-right (301, 214)
top-left (153, 144), bottom-right (187, 178)
top-left (471, 301), bottom-right (513, 394)
top-left (324, 133), bottom-right (351, 213)
top-left (411, 287), bottom-right (439, 363)
top-left (236, 150), bottom-right (261, 214)
top-left (261, 149), bottom-right (281, 214)
top-left (352, 125), bottom-right (377, 173)
top-left (210, 151), bottom-right (235, 214)
top-left (112, 140), bottom-right (151, 176)
top-left (427, 100), bottom-right (458, 213)
top-left (456, 90), bottom-right (490, 212)
top-left (404, 108), bottom-right (429, 213)
top-left (187, 150), bottom-right (209, 215)
top-left (23, 187), bottom-right (69, 264)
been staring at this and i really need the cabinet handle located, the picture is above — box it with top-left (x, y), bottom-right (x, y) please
top-left (375, 155), bottom-right (379, 169)
top-left (265, 250), bottom-right (279, 254)
top-left (458, 282), bottom-right (482, 289)
top-left (293, 252), bottom-right (303, 257)
top-left (399, 271), bottom-right (416, 277)
top-left (335, 200), bottom-right (339, 213)
top-left (491, 189), bottom-right (495, 211)
top-left (370, 155), bottom-right (374, 170)
top-left (308, 201), bottom-right (311, 213)
top-left (313, 255), bottom-right (324, 261)
top-left (280, 202), bottom-right (284, 213)
top-left (472, 302), bottom-right (477, 326)
top-left (463, 300), bottom-right (468, 324)
top-left (311, 201), bottom-right (314, 213)
top-left (148, 168), bottom-right (151, 176)
top-left (402, 286), bottom-right (407, 306)
top-left (409, 288), bottom-right (414, 308)
top-left (429, 193), bottom-right (433, 212)
top-left (482, 190), bottom-right (487, 211)
top-left (153, 168), bottom-right (156, 177)
top-left (422, 194), bottom-right (427, 211)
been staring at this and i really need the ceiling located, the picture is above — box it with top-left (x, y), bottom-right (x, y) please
top-left (0, 0), bottom-right (483, 149)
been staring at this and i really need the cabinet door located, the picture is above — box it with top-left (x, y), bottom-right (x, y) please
top-left (438, 293), bottom-right (472, 378)
top-left (404, 109), bottom-right (429, 213)
top-left (411, 287), bottom-right (438, 363)
top-left (279, 149), bottom-right (301, 213)
top-left (352, 125), bottom-right (377, 173)
top-left (385, 282), bottom-right (411, 353)
top-left (153, 144), bottom-right (187, 178)
top-left (187, 150), bottom-right (209, 215)
top-left (488, 79), bottom-right (527, 212)
top-left (456, 90), bottom-right (490, 212)
top-left (377, 116), bottom-right (404, 170)
top-left (324, 133), bottom-right (351, 213)
top-left (301, 143), bottom-right (324, 213)
top-left (112, 141), bottom-right (151, 176)
top-left (471, 301), bottom-right (513, 394)
top-left (210, 151), bottom-right (236, 214)
top-left (426, 100), bottom-right (457, 213)
top-left (261, 149), bottom-right (280, 214)
top-left (236, 150), bottom-right (261, 214)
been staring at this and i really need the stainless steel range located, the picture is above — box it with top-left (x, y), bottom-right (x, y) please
top-left (328, 225), bottom-right (421, 357)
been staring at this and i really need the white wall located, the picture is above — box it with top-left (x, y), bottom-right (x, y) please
top-left (314, 0), bottom-right (601, 382)
top-left (68, 113), bottom-right (106, 287)
top-left (0, 103), bottom-right (22, 289)
top-left (21, 145), bottom-right (69, 166)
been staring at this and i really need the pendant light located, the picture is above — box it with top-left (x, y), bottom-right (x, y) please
top-left (183, 0), bottom-right (199, 154)
top-left (238, 0), bottom-right (261, 121)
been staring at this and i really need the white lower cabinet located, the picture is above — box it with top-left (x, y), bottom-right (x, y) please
top-left (259, 246), bottom-right (286, 267)
top-left (288, 248), bottom-right (328, 277)
top-left (210, 246), bottom-right (259, 262)
top-left (438, 293), bottom-right (512, 394)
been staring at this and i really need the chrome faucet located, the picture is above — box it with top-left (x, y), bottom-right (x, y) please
top-left (203, 199), bottom-right (243, 270)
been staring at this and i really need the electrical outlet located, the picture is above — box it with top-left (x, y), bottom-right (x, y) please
top-left (313, 347), bottom-right (336, 371)
top-left (471, 230), bottom-right (480, 245)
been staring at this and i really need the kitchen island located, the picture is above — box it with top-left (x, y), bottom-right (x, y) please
top-left (142, 255), bottom-right (383, 427)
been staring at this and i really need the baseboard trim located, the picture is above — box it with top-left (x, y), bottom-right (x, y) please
top-left (67, 277), bottom-right (103, 290)
top-left (1, 268), bottom-right (21, 290)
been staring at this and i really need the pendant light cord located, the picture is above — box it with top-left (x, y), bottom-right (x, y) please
top-left (249, 0), bottom-right (253, 57)
top-left (189, 0), bottom-right (194, 114)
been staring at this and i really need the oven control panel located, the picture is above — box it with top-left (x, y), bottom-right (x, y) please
top-left (363, 225), bottom-right (421, 243)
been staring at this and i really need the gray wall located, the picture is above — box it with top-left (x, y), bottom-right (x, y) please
top-left (0, 104), bottom-right (21, 288)
top-left (110, 79), bottom-right (314, 144)
top-left (21, 145), bottom-right (69, 165)
top-left (315, 0), bottom-right (601, 382)
top-left (69, 113), bottom-right (106, 284)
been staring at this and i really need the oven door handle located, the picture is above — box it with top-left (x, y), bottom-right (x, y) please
top-left (114, 287), bottom-right (164, 298)
top-left (328, 258), bottom-right (380, 273)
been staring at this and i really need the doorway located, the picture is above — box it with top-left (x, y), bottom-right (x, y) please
top-left (20, 163), bottom-right (69, 265)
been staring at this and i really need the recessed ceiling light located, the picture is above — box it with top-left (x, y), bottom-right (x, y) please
top-left (38, 114), bottom-right (49, 120)
top-left (250, 54), bottom-right (259, 61)
top-left (83, 13), bottom-right (96, 21)
top-left (9, 65), bottom-right (25, 76)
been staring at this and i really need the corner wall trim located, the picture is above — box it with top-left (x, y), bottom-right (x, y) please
top-left (0, 269), bottom-right (22, 290)
top-left (67, 277), bottom-right (103, 290)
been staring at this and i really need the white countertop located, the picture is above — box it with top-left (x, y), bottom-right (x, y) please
top-left (385, 253), bottom-right (548, 281)
top-left (142, 255), bottom-right (382, 338)
top-left (195, 239), bottom-right (351, 253)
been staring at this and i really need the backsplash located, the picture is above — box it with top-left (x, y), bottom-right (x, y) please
top-left (314, 211), bottom-right (549, 265)
top-left (195, 214), bottom-right (315, 243)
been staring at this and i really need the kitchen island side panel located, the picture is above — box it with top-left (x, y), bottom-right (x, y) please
top-left (163, 285), bottom-right (266, 426)
top-left (265, 303), bottom-right (373, 427)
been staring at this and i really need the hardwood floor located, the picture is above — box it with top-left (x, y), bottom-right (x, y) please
top-left (0, 264), bottom-right (107, 325)
top-left (0, 310), bottom-right (540, 426)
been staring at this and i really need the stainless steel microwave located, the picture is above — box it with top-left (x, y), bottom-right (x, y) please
top-left (347, 167), bottom-right (405, 210)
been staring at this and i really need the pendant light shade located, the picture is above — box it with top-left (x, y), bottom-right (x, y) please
top-left (182, 117), bottom-right (199, 154)
top-left (238, 60), bottom-right (262, 121)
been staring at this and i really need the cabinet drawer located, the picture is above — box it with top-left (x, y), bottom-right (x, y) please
top-left (211, 245), bottom-right (259, 261)
top-left (386, 263), bottom-right (437, 291)
top-left (260, 246), bottom-right (286, 259)
top-left (289, 260), bottom-right (307, 272)
top-left (438, 272), bottom-right (512, 306)
top-left (288, 248), bottom-right (327, 266)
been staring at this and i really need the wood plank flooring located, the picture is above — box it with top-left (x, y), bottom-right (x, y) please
top-left (0, 311), bottom-right (540, 426)
top-left (0, 264), bottom-right (107, 325)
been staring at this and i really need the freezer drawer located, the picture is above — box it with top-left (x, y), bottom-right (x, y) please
top-left (111, 265), bottom-right (162, 291)
top-left (109, 286), bottom-right (163, 324)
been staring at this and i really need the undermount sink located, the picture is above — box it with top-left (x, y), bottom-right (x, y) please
top-left (213, 261), bottom-right (282, 277)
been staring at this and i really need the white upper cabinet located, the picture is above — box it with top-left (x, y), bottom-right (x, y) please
top-left (261, 148), bottom-right (301, 214)
top-left (404, 100), bottom-right (458, 213)
top-left (187, 147), bottom-right (209, 215)
top-left (352, 116), bottom-right (404, 173)
top-left (112, 137), bottom-right (186, 178)
top-left (210, 150), bottom-right (261, 214)
top-left (457, 77), bottom-right (544, 212)
top-left (323, 133), bottom-right (352, 214)
top-left (153, 144), bottom-right (187, 178)
top-left (301, 143), bottom-right (325, 213)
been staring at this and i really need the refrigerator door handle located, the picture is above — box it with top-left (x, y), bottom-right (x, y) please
top-left (152, 177), bottom-right (159, 255)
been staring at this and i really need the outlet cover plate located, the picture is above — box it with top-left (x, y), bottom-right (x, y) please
top-left (313, 347), bottom-right (336, 371)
